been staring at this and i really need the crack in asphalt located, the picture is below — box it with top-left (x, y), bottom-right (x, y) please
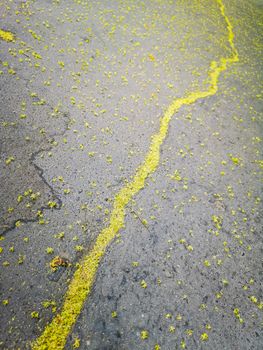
top-left (1, 109), bottom-right (70, 236)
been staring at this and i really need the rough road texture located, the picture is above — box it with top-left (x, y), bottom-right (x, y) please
top-left (0, 0), bottom-right (262, 349)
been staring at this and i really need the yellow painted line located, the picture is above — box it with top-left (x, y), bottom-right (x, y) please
top-left (32, 1), bottom-right (239, 349)
top-left (0, 29), bottom-right (15, 42)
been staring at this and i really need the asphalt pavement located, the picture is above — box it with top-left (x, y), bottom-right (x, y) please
top-left (0, 0), bottom-right (262, 349)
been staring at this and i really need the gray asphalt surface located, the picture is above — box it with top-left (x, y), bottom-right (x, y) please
top-left (0, 0), bottom-right (262, 349)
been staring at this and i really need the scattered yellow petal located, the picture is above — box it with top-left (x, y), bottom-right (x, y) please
top-left (140, 280), bottom-right (147, 289)
top-left (140, 330), bottom-right (149, 340)
top-left (200, 333), bottom-right (209, 341)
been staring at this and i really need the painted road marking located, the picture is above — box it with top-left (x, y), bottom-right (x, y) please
top-left (32, 1), bottom-right (239, 349)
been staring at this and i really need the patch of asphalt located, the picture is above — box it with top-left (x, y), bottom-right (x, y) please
top-left (67, 80), bottom-right (263, 350)
top-left (65, 1), bottom-right (263, 349)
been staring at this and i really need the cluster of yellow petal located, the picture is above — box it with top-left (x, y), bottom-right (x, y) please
top-left (0, 29), bottom-right (14, 42)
